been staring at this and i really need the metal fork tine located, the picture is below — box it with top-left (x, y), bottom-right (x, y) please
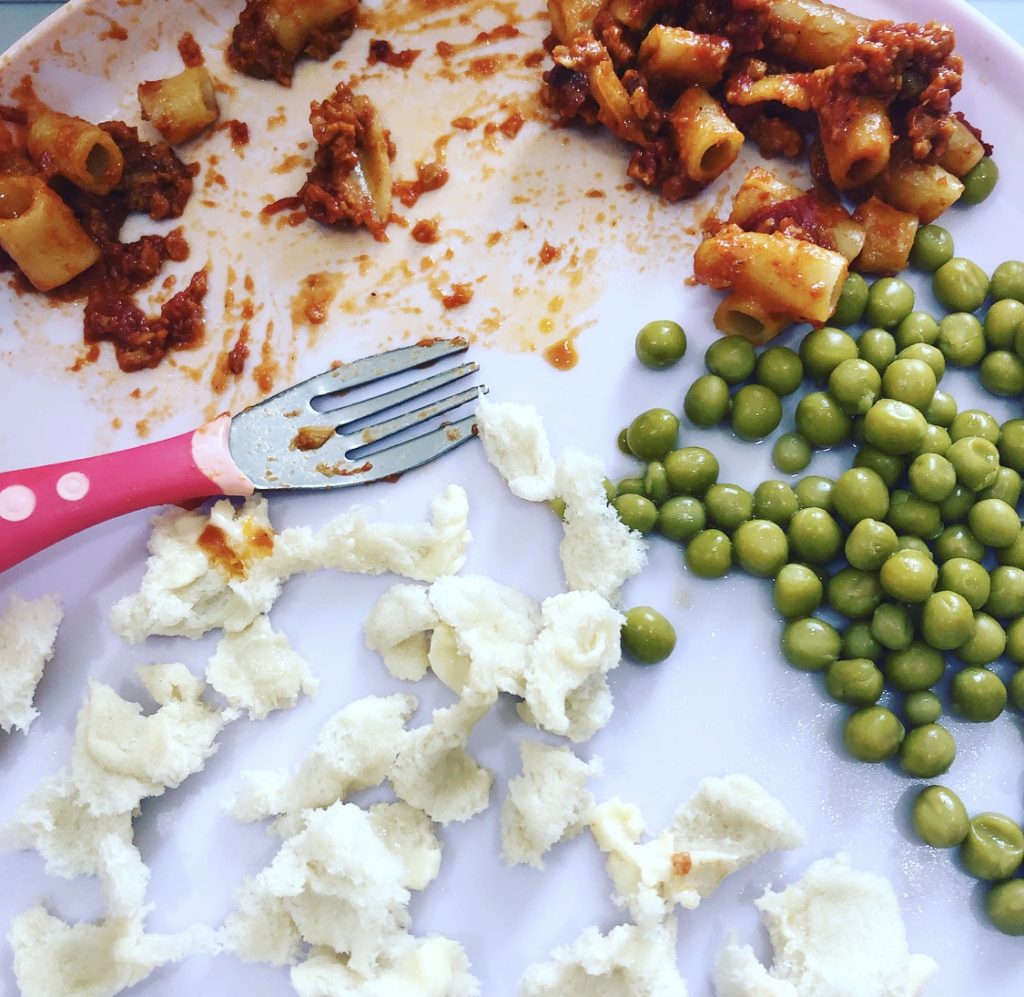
top-left (346, 411), bottom-right (482, 482)
top-left (350, 384), bottom-right (485, 449)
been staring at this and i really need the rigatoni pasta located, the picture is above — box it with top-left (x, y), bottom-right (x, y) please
top-left (138, 67), bottom-right (220, 146)
top-left (25, 109), bottom-right (123, 195)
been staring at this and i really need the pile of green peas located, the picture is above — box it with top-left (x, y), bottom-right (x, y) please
top-left (613, 212), bottom-right (1024, 933)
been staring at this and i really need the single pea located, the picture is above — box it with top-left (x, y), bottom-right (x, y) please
top-left (899, 723), bottom-right (956, 778)
top-left (951, 666), bottom-right (1007, 721)
top-left (960, 156), bottom-right (999, 205)
top-left (961, 812), bottom-right (1024, 880)
top-left (733, 519), bottom-right (789, 577)
top-left (991, 260), bottom-right (1024, 302)
top-left (997, 531), bottom-right (1024, 569)
top-left (893, 312), bottom-right (939, 353)
top-left (635, 319), bottom-right (687, 369)
top-left (753, 480), bottom-right (800, 527)
top-left (985, 566), bottom-right (1024, 618)
top-left (685, 528), bottom-right (732, 578)
top-left (773, 433), bottom-right (812, 474)
top-left (925, 388), bottom-right (958, 427)
top-left (613, 493), bottom-right (658, 533)
top-left (998, 419), bottom-right (1024, 473)
top-left (800, 327), bottom-right (859, 381)
top-left (947, 436), bottom-right (1000, 490)
top-left (934, 526), bottom-right (984, 566)
top-left (866, 277), bottom-right (916, 329)
top-left (843, 620), bottom-right (883, 661)
top-left (853, 445), bottom-right (906, 488)
top-left (881, 357), bottom-right (937, 411)
top-left (831, 272), bottom-right (870, 326)
top-left (827, 568), bottom-right (884, 621)
top-left (871, 602), bottom-right (914, 651)
top-left (549, 497), bottom-right (567, 519)
top-left (939, 557), bottom-right (992, 610)
top-left (617, 428), bottom-right (632, 455)
top-left (773, 563), bottom-right (824, 618)
top-left (938, 486), bottom-right (976, 526)
top-left (978, 466), bottom-right (1022, 507)
top-left (794, 475), bottom-right (834, 511)
top-left (885, 641), bottom-right (946, 692)
top-left (845, 518), bottom-right (898, 571)
top-left (938, 312), bottom-right (987, 367)
top-left (656, 495), bottom-right (706, 542)
top-left (755, 346), bottom-right (804, 396)
top-left (984, 298), bottom-right (1024, 350)
top-left (644, 461), bottom-right (670, 504)
top-left (828, 358), bottom-right (882, 415)
top-left (684, 374), bottom-right (730, 428)
top-left (664, 446), bottom-right (720, 496)
top-left (832, 467), bottom-right (889, 525)
top-left (825, 657), bottom-right (884, 706)
top-left (732, 384), bottom-right (783, 440)
top-left (843, 706), bottom-right (904, 763)
top-left (858, 327), bottom-right (898, 372)
top-left (1011, 667), bottom-right (1024, 707)
top-left (618, 476), bottom-right (646, 498)
top-left (704, 482), bottom-right (753, 532)
top-left (969, 498), bottom-right (1021, 549)
top-left (788, 507), bottom-right (843, 565)
top-left (864, 399), bottom-right (928, 455)
top-left (705, 336), bottom-right (756, 384)
top-left (986, 880), bottom-right (1024, 937)
top-left (626, 408), bottom-right (680, 461)
top-left (1008, 618), bottom-right (1024, 665)
top-left (880, 549), bottom-right (938, 603)
top-left (980, 350), bottom-right (1024, 397)
top-left (912, 785), bottom-right (969, 848)
top-left (621, 606), bottom-right (677, 664)
top-left (958, 613), bottom-right (1007, 666)
top-left (933, 257), bottom-right (990, 313)
top-left (886, 490), bottom-right (942, 540)
top-left (910, 224), bottom-right (954, 272)
top-left (898, 342), bottom-right (946, 381)
top-left (908, 453), bottom-right (957, 503)
top-left (904, 691), bottom-right (942, 727)
top-left (922, 590), bottom-right (976, 650)
top-left (794, 391), bottom-right (852, 448)
top-left (951, 409), bottom-right (1001, 443)
top-left (896, 535), bottom-right (934, 556)
top-left (913, 424), bottom-right (952, 459)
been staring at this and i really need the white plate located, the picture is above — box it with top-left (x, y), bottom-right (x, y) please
top-left (1, 1), bottom-right (1022, 993)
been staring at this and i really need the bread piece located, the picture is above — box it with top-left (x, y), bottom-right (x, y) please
top-left (476, 397), bottom-right (557, 501)
top-left (368, 801), bottom-right (442, 890)
top-left (713, 854), bottom-right (937, 997)
top-left (501, 741), bottom-right (601, 869)
top-left (519, 918), bottom-right (687, 996)
top-left (0, 594), bottom-right (62, 733)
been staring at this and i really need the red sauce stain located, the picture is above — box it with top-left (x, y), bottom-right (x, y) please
top-left (499, 109), bottom-right (525, 139)
top-left (197, 520), bottom-right (274, 578)
top-left (228, 119), bottom-right (250, 148)
top-left (585, 188), bottom-right (606, 198)
top-left (538, 241), bottom-right (561, 266)
top-left (368, 39), bottom-right (421, 68)
top-left (227, 326), bottom-right (250, 375)
top-left (441, 283), bottom-right (473, 309)
top-left (253, 321), bottom-right (279, 394)
top-left (451, 116), bottom-right (477, 131)
top-left (393, 154), bottom-right (449, 209)
top-left (178, 32), bottom-right (204, 66)
top-left (316, 460), bottom-right (373, 477)
top-left (544, 336), bottom-right (578, 371)
top-left (411, 218), bottom-right (440, 243)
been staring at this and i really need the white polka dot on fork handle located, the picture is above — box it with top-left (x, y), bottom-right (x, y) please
top-left (0, 485), bottom-right (37, 522)
top-left (56, 472), bottom-right (90, 502)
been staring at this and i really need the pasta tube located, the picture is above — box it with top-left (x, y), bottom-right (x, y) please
top-left (873, 152), bottom-right (964, 224)
top-left (138, 67), bottom-right (220, 146)
top-left (547, 0), bottom-right (607, 45)
top-left (26, 110), bottom-right (123, 195)
top-left (267, 0), bottom-right (359, 57)
top-left (554, 37), bottom-right (643, 143)
top-left (762, 0), bottom-right (871, 68)
top-left (638, 26), bottom-right (731, 87)
top-left (938, 116), bottom-right (986, 178)
top-left (668, 86), bottom-right (743, 184)
top-left (852, 196), bottom-right (918, 275)
top-left (713, 295), bottom-right (790, 344)
top-left (819, 96), bottom-right (892, 189)
top-left (0, 175), bottom-right (101, 291)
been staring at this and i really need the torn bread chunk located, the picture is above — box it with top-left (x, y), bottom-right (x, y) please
top-left (591, 775), bottom-right (804, 927)
top-left (0, 594), bottom-right (62, 733)
top-left (368, 802), bottom-right (442, 891)
top-left (519, 918), bottom-right (687, 996)
top-left (556, 448), bottom-right (646, 602)
top-left (228, 694), bottom-right (416, 834)
top-left (389, 699), bottom-right (493, 825)
top-left (476, 398), bottom-right (557, 502)
top-left (714, 854), bottom-right (937, 997)
top-left (501, 741), bottom-right (601, 869)
top-left (206, 614), bottom-right (318, 718)
top-left (517, 591), bottom-right (623, 742)
top-left (72, 668), bottom-right (227, 816)
top-left (291, 935), bottom-right (480, 997)
top-left (365, 584), bottom-right (440, 681)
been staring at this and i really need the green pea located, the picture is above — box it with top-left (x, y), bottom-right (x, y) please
top-left (997, 531), bottom-right (1024, 569)
top-left (938, 486), bottom-right (976, 526)
top-left (832, 467), bottom-right (889, 525)
top-left (912, 785), bottom-right (969, 848)
top-left (904, 690), bottom-right (942, 727)
top-left (991, 260), bottom-right (1024, 302)
top-left (871, 602), bottom-right (914, 651)
top-left (617, 476), bottom-right (645, 496)
top-left (986, 880), bottom-right (1024, 936)
top-left (958, 612), bottom-right (1007, 666)
top-left (843, 706), bottom-right (904, 763)
top-left (865, 277), bottom-right (915, 329)
top-left (885, 641), bottom-right (946, 692)
top-left (899, 723), bottom-right (956, 778)
top-left (1010, 667), bottom-right (1024, 707)
top-left (895, 311), bottom-right (940, 351)
top-left (983, 298), bottom-right (1024, 350)
top-left (664, 446), bottom-right (719, 496)
top-left (755, 346), bottom-right (804, 396)
top-left (825, 657), bottom-right (884, 706)
top-left (773, 433), bottom-right (812, 474)
top-left (656, 495), bottom-right (706, 542)
top-left (853, 444), bottom-right (906, 488)
top-left (922, 590), bottom-right (976, 650)
top-left (685, 528), bottom-right (732, 578)
top-left (781, 617), bottom-right (841, 672)
top-left (947, 436), bottom-right (1000, 490)
top-left (910, 224), bottom-right (954, 272)
top-left (858, 327), bottom-right (897, 372)
top-left (881, 357), bottom-right (937, 412)
top-left (733, 519), bottom-right (789, 578)
top-left (613, 493), bottom-right (658, 533)
top-left (795, 391), bottom-right (852, 448)
top-left (969, 498), bottom-right (1021, 549)
top-left (913, 424), bottom-right (952, 459)
top-left (826, 568), bottom-right (883, 621)
top-left (684, 374), bottom-right (730, 428)
top-left (621, 606), bottom-right (677, 663)
top-left (951, 666), bottom-right (1007, 721)
top-left (907, 453), bottom-right (956, 504)
top-left (828, 358), bottom-right (882, 416)
top-left (635, 319), bottom-right (687, 369)
top-left (831, 272), bottom-right (869, 326)
top-left (898, 342), bottom-right (946, 381)
top-left (960, 156), bottom-right (998, 205)
top-left (626, 408), bottom-right (680, 461)
top-left (773, 563), bottom-right (823, 618)
top-left (933, 257), bottom-right (990, 313)
top-left (880, 549), bottom-right (938, 603)
top-left (998, 419), bottom-right (1024, 473)
top-left (896, 534), bottom-right (934, 557)
top-left (978, 466), bottom-right (1022, 507)
top-left (951, 409), bottom-right (1001, 443)
top-left (705, 336), bottom-right (755, 384)
top-left (864, 398), bottom-right (927, 455)
top-left (1008, 618), bottom-right (1024, 665)
top-left (794, 475), bottom-right (834, 511)
top-left (753, 480), bottom-right (800, 528)
top-left (845, 518), bottom-right (898, 571)
top-left (704, 482), bottom-right (752, 532)
top-left (788, 507), bottom-right (842, 565)
top-left (549, 497), bottom-right (567, 519)
top-left (980, 350), bottom-right (1024, 397)
top-left (617, 428), bottom-right (632, 455)
top-left (643, 461), bottom-right (670, 504)
top-left (935, 528), bottom-right (984, 570)
top-left (961, 812), bottom-right (1024, 880)
top-left (938, 557), bottom-right (991, 610)
top-left (938, 312), bottom-right (987, 367)
top-left (843, 620), bottom-right (883, 661)
top-left (732, 384), bottom-right (783, 440)
top-left (925, 388), bottom-right (958, 427)
top-left (985, 566), bottom-right (1024, 618)
top-left (886, 490), bottom-right (942, 540)
top-left (800, 327), bottom-right (858, 381)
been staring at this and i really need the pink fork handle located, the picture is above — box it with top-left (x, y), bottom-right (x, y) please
top-left (0, 414), bottom-right (255, 573)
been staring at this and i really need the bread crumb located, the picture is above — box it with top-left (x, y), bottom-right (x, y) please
top-left (365, 584), bottom-right (441, 681)
top-left (476, 397), bottom-right (557, 501)
top-left (368, 802), bottom-right (442, 891)
top-left (0, 594), bottom-right (62, 733)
